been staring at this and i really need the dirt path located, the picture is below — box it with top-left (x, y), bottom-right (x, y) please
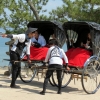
top-left (0, 69), bottom-right (100, 100)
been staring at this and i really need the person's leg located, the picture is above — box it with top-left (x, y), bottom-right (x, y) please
top-left (56, 65), bottom-right (62, 94)
top-left (15, 55), bottom-right (21, 79)
top-left (8, 62), bottom-right (12, 79)
top-left (40, 65), bottom-right (54, 95)
top-left (10, 52), bottom-right (20, 88)
top-left (16, 62), bottom-right (21, 79)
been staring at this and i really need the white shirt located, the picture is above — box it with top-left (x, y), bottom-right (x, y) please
top-left (11, 34), bottom-right (31, 55)
top-left (31, 35), bottom-right (46, 47)
top-left (45, 46), bottom-right (68, 65)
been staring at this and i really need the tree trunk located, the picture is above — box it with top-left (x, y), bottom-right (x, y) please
top-left (26, 0), bottom-right (40, 21)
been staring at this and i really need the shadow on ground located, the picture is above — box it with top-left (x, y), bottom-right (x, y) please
top-left (0, 76), bottom-right (81, 95)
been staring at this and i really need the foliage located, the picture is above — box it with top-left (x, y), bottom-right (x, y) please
top-left (49, 0), bottom-right (100, 23)
top-left (0, 0), bottom-right (100, 34)
top-left (0, 0), bottom-right (49, 34)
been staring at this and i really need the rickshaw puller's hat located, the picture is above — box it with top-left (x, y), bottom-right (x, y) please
top-left (25, 27), bottom-right (38, 34)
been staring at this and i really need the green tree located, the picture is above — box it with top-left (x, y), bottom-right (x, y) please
top-left (0, 0), bottom-right (49, 34)
top-left (0, 1), bottom-right (5, 26)
top-left (49, 0), bottom-right (100, 23)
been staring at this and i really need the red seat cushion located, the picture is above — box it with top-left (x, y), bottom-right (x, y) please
top-left (23, 47), bottom-right (91, 68)
top-left (65, 48), bottom-right (92, 68)
top-left (23, 46), bottom-right (49, 60)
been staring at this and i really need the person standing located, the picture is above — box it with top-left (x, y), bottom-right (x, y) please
top-left (2, 28), bottom-right (37, 88)
top-left (40, 39), bottom-right (70, 95)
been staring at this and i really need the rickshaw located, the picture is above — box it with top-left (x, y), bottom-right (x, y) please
top-left (51, 21), bottom-right (100, 94)
top-left (4, 21), bottom-right (100, 94)
top-left (19, 21), bottom-right (66, 84)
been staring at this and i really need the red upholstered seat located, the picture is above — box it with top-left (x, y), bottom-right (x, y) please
top-left (23, 46), bottom-right (49, 60)
top-left (65, 48), bottom-right (92, 68)
top-left (23, 47), bottom-right (91, 68)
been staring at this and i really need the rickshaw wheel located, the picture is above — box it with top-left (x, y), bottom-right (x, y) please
top-left (19, 62), bottom-right (37, 83)
top-left (52, 70), bottom-right (72, 88)
top-left (81, 56), bottom-right (100, 94)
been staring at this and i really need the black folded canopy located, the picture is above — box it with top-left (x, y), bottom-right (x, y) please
top-left (27, 21), bottom-right (100, 48)
top-left (27, 21), bottom-right (66, 46)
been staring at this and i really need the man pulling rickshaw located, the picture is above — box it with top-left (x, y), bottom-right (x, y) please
top-left (1, 27), bottom-right (37, 88)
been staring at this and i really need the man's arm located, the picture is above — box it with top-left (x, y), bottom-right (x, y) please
top-left (25, 39), bottom-right (31, 62)
top-left (1, 34), bottom-right (13, 38)
top-left (62, 50), bottom-right (70, 70)
top-left (62, 49), bottom-right (68, 64)
top-left (61, 49), bottom-right (70, 69)
top-left (2, 34), bottom-right (20, 40)
top-left (44, 48), bottom-right (51, 63)
top-left (41, 36), bottom-right (46, 47)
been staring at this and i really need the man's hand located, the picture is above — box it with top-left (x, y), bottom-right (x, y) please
top-left (1, 34), bottom-right (7, 37)
top-left (66, 66), bottom-right (70, 70)
top-left (28, 60), bottom-right (31, 63)
top-left (31, 42), bottom-right (35, 46)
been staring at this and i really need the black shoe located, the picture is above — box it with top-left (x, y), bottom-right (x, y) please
top-left (40, 91), bottom-right (45, 95)
top-left (57, 90), bottom-right (62, 94)
top-left (10, 85), bottom-right (21, 88)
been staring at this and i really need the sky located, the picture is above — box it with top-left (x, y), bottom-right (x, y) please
top-left (0, 0), bottom-right (63, 33)
top-left (41, 0), bottom-right (63, 15)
